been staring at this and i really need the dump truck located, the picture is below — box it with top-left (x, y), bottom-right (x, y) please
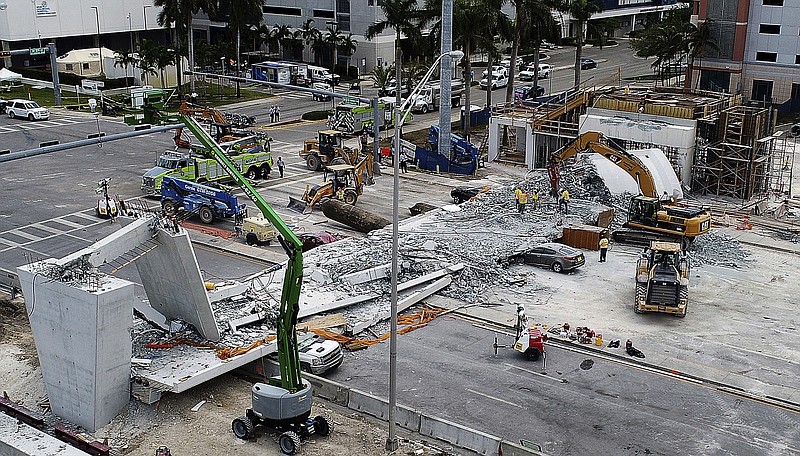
top-left (141, 135), bottom-right (273, 196)
top-left (634, 241), bottom-right (690, 317)
top-left (300, 130), bottom-right (360, 171)
top-left (160, 176), bottom-right (247, 224)
top-left (408, 79), bottom-right (464, 114)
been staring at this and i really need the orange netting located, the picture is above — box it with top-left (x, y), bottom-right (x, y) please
top-left (311, 307), bottom-right (445, 350)
top-left (216, 335), bottom-right (277, 360)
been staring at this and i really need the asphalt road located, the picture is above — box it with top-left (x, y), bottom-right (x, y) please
top-left (327, 316), bottom-right (799, 456)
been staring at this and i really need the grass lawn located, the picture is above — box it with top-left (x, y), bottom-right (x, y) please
top-left (1, 84), bottom-right (58, 107)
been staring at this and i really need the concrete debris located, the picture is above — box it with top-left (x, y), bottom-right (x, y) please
top-left (688, 229), bottom-right (751, 267)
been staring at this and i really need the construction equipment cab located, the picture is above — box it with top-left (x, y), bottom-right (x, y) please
top-left (160, 176), bottom-right (247, 224)
top-left (548, 131), bottom-right (711, 244)
top-left (635, 241), bottom-right (690, 317)
top-left (300, 130), bottom-right (359, 171)
top-left (295, 154), bottom-right (374, 212)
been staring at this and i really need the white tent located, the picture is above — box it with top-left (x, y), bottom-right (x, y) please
top-left (0, 68), bottom-right (22, 82)
top-left (56, 47), bottom-right (118, 77)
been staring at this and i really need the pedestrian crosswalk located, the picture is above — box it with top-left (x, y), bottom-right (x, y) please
top-left (0, 210), bottom-right (102, 252)
top-left (0, 116), bottom-right (92, 134)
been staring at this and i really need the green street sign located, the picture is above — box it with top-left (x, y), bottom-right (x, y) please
top-left (29, 47), bottom-right (47, 56)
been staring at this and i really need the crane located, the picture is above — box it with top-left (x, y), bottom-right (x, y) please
top-left (178, 114), bottom-right (332, 454)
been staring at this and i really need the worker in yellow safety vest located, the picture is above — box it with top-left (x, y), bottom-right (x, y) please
top-left (599, 235), bottom-right (609, 262)
top-left (531, 187), bottom-right (540, 211)
top-left (515, 187), bottom-right (530, 214)
top-left (559, 188), bottom-right (570, 214)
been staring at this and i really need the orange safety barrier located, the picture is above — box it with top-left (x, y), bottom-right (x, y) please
top-left (216, 335), bottom-right (277, 360)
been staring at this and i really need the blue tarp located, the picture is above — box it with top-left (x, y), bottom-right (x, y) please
top-left (414, 125), bottom-right (478, 175)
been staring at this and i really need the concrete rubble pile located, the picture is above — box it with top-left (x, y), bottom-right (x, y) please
top-left (686, 229), bottom-right (751, 267)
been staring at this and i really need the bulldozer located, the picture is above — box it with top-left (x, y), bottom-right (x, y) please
top-left (289, 153), bottom-right (374, 213)
top-left (634, 241), bottom-right (690, 317)
top-left (300, 130), bottom-right (360, 171)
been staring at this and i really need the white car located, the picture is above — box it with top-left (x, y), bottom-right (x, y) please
top-left (519, 63), bottom-right (552, 81)
top-left (500, 57), bottom-right (523, 68)
top-left (6, 99), bottom-right (50, 120)
top-left (481, 65), bottom-right (508, 79)
top-left (479, 72), bottom-right (509, 90)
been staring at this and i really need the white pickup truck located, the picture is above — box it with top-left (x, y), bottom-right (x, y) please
top-left (297, 332), bottom-right (344, 375)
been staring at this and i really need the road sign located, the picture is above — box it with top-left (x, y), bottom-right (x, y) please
top-left (29, 47), bottom-right (47, 56)
top-left (0, 51), bottom-right (10, 58)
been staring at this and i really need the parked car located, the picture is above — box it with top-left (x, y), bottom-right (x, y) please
top-left (481, 65), bottom-right (508, 79)
top-left (450, 186), bottom-right (484, 204)
top-left (311, 82), bottom-right (332, 101)
top-left (383, 79), bottom-right (411, 97)
top-left (514, 85), bottom-right (545, 101)
top-left (541, 41), bottom-right (558, 50)
top-left (0, 99), bottom-right (7, 114)
top-left (500, 57), bottom-right (523, 68)
top-left (499, 242), bottom-right (585, 273)
top-left (348, 81), bottom-right (362, 96)
top-left (519, 63), bottom-right (552, 81)
top-left (479, 72), bottom-right (509, 90)
top-left (580, 58), bottom-right (597, 70)
top-left (6, 99), bottom-right (49, 120)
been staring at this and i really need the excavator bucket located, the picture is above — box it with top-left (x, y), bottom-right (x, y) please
top-left (287, 196), bottom-right (310, 214)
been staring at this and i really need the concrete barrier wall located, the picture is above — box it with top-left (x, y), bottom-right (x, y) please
top-left (310, 375), bottom-right (542, 456)
top-left (419, 414), bottom-right (500, 456)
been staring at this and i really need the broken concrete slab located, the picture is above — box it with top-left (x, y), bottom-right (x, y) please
top-left (341, 263), bottom-right (391, 286)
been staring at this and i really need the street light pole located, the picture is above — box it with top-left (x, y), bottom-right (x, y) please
top-left (143, 5), bottom-right (152, 32)
top-left (90, 6), bottom-right (103, 78)
top-left (387, 48), bottom-right (464, 453)
top-left (127, 13), bottom-right (133, 53)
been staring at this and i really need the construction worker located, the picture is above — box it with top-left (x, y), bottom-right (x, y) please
top-left (514, 187), bottom-right (523, 212)
top-left (559, 188), bottom-right (570, 214)
top-left (599, 235), bottom-right (609, 262)
top-left (277, 156), bottom-right (285, 178)
top-left (517, 188), bottom-right (529, 213)
top-left (531, 187), bottom-right (540, 211)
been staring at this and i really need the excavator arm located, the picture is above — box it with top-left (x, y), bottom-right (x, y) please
top-left (179, 114), bottom-right (306, 392)
top-left (548, 131), bottom-right (659, 198)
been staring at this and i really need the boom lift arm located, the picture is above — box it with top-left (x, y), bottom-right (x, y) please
top-left (179, 114), bottom-right (305, 392)
top-left (548, 131), bottom-right (659, 198)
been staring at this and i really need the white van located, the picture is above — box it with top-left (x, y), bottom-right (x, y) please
top-left (307, 65), bottom-right (340, 86)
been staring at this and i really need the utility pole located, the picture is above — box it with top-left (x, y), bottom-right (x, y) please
top-left (438, 0), bottom-right (454, 162)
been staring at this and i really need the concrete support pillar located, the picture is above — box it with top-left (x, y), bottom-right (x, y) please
top-left (16, 263), bottom-right (135, 432)
top-left (526, 124), bottom-right (535, 170)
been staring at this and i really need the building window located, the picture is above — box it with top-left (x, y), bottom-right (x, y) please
top-left (762, 0), bottom-right (783, 5)
top-left (759, 24), bottom-right (780, 34)
top-left (755, 52), bottom-right (777, 62)
top-left (368, 0), bottom-right (374, 5)
top-left (751, 79), bottom-right (773, 102)
top-left (313, 9), bottom-right (335, 19)
top-left (83, 63), bottom-right (90, 70)
top-left (263, 6), bottom-right (302, 16)
top-left (337, 0), bottom-right (350, 14)
top-left (337, 16), bottom-right (351, 32)
top-left (65, 64), bottom-right (73, 71)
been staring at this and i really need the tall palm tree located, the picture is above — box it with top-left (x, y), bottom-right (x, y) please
top-left (522, 0), bottom-right (559, 91)
top-left (338, 34), bottom-right (358, 76)
top-left (295, 19), bottom-right (320, 61)
top-left (562, 0), bottom-right (603, 87)
top-left (505, 0), bottom-right (525, 103)
top-left (154, 0), bottom-right (217, 91)
top-left (137, 40), bottom-right (160, 86)
top-left (481, 0), bottom-right (513, 108)
top-left (324, 26), bottom-right (345, 72)
top-left (114, 52), bottom-right (139, 88)
top-left (310, 32), bottom-right (328, 65)
top-left (154, 46), bottom-right (176, 88)
top-left (684, 20), bottom-right (718, 90)
top-left (273, 24), bottom-right (293, 58)
top-left (221, 0), bottom-right (262, 96)
top-left (366, 0), bottom-right (427, 130)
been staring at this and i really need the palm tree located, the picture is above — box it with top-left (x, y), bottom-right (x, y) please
top-left (562, 0), bottom-right (603, 87)
top-left (338, 34), bottom-right (358, 76)
top-left (505, 0), bottom-right (525, 103)
top-left (154, 46), bottom-right (177, 88)
top-left (296, 18), bottom-right (320, 61)
top-left (366, 0), bottom-right (427, 128)
top-left (481, 0), bottom-right (513, 108)
top-left (154, 0), bottom-right (217, 91)
top-left (522, 0), bottom-right (559, 92)
top-left (221, 0), bottom-right (262, 96)
top-left (114, 52), bottom-right (139, 88)
top-left (273, 24), bottom-right (293, 58)
top-left (368, 64), bottom-right (393, 96)
top-left (324, 26), bottom-right (345, 72)
top-left (137, 40), bottom-right (160, 86)
top-left (684, 20), bottom-right (718, 90)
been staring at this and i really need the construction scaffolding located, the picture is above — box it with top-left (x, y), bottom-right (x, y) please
top-left (692, 105), bottom-right (781, 200)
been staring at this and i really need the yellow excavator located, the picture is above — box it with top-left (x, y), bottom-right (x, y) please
top-left (290, 153), bottom-right (375, 213)
top-left (548, 131), bottom-right (711, 245)
top-left (173, 102), bottom-right (254, 148)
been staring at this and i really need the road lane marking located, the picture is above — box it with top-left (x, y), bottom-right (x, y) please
top-left (465, 388), bottom-right (523, 408)
top-left (504, 363), bottom-right (567, 383)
